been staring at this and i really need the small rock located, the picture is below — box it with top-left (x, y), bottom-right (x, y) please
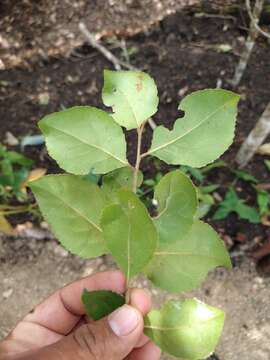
top-left (38, 92), bottom-right (50, 105)
top-left (4, 131), bottom-right (19, 146)
top-left (3, 289), bottom-right (13, 299)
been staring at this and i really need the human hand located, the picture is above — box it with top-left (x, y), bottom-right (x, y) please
top-left (0, 270), bottom-right (161, 360)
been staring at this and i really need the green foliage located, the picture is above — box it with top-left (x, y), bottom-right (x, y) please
top-left (101, 189), bottom-right (157, 282)
top-left (213, 188), bottom-right (260, 223)
top-left (30, 175), bottom-right (107, 257)
top-left (232, 169), bottom-right (258, 183)
top-left (144, 299), bottom-right (225, 360)
top-left (264, 160), bottom-right (270, 172)
top-left (33, 70), bottom-right (239, 359)
top-left (0, 144), bottom-right (33, 202)
top-left (148, 89), bottom-right (240, 167)
top-left (39, 106), bottom-right (128, 175)
top-left (146, 220), bottom-right (231, 292)
top-left (256, 189), bottom-right (269, 216)
top-left (82, 289), bottom-right (125, 321)
top-left (153, 170), bottom-right (197, 245)
top-left (102, 70), bottom-right (158, 130)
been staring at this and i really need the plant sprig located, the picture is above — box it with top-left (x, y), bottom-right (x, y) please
top-left (30, 69), bottom-right (240, 360)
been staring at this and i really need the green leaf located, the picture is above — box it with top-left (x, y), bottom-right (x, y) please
top-left (102, 166), bottom-right (143, 198)
top-left (213, 189), bottom-right (260, 223)
top-left (144, 298), bottom-right (225, 360)
top-left (102, 70), bottom-right (158, 130)
top-left (6, 151), bottom-right (33, 167)
top-left (39, 106), bottom-right (128, 175)
top-left (200, 184), bottom-right (219, 194)
top-left (232, 169), bottom-right (258, 183)
top-left (264, 160), bottom-right (270, 172)
top-left (82, 289), bottom-right (125, 321)
top-left (148, 89), bottom-right (240, 167)
top-left (201, 160), bottom-right (227, 173)
top-left (256, 189), bottom-right (269, 216)
top-left (180, 165), bottom-right (204, 183)
top-left (30, 174), bottom-right (107, 257)
top-left (146, 220), bottom-right (231, 292)
top-left (154, 170), bottom-right (197, 246)
top-left (101, 189), bottom-right (157, 281)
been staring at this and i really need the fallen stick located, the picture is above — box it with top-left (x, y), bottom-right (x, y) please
top-left (79, 22), bottom-right (137, 71)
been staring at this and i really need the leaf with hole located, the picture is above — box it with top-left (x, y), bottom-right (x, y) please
top-left (30, 174), bottom-right (107, 257)
top-left (102, 70), bottom-right (158, 130)
top-left (153, 170), bottom-right (197, 246)
top-left (148, 89), bottom-right (239, 167)
top-left (82, 289), bottom-right (125, 321)
top-left (144, 298), bottom-right (225, 360)
top-left (146, 220), bottom-right (231, 292)
top-left (39, 106), bottom-right (128, 175)
top-left (101, 189), bottom-right (157, 282)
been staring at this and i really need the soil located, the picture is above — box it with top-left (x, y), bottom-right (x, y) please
top-left (1, 10), bottom-right (270, 247)
top-left (1, 232), bottom-right (270, 360)
top-left (1, 7), bottom-right (270, 360)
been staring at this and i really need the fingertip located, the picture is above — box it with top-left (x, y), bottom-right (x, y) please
top-left (129, 288), bottom-right (152, 315)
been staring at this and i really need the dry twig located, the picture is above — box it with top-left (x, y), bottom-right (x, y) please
top-left (79, 22), bottom-right (137, 70)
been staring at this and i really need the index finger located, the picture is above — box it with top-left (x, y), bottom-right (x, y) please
top-left (23, 270), bottom-right (126, 335)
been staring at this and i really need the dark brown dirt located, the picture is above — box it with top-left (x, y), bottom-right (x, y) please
top-left (0, 10), bottom-right (270, 263)
top-left (0, 0), bottom-right (242, 69)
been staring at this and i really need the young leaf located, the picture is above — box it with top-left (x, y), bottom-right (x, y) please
top-left (264, 160), bottom-right (270, 172)
top-left (213, 189), bottom-right (260, 223)
top-left (146, 220), bottom-right (231, 292)
top-left (144, 298), bottom-right (225, 360)
top-left (30, 174), bottom-right (107, 257)
top-left (147, 89), bottom-right (240, 167)
top-left (154, 170), bottom-right (197, 245)
top-left (102, 166), bottom-right (143, 199)
top-left (102, 70), bottom-right (158, 130)
top-left (257, 189), bottom-right (269, 216)
top-left (82, 289), bottom-right (125, 321)
top-left (39, 106), bottom-right (128, 175)
top-left (101, 189), bottom-right (157, 281)
top-left (232, 169), bottom-right (258, 183)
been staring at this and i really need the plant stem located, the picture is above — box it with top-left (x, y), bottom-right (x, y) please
top-left (0, 204), bottom-right (36, 216)
top-left (132, 122), bottom-right (145, 193)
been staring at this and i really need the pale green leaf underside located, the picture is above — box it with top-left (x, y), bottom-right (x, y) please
top-left (148, 89), bottom-right (240, 167)
top-left (39, 106), bottom-right (128, 175)
top-left (154, 170), bottom-right (197, 246)
top-left (102, 69), bottom-right (159, 130)
top-left (101, 189), bottom-right (157, 281)
top-left (144, 298), bottom-right (225, 359)
top-left (146, 220), bottom-right (231, 292)
top-left (30, 175), bottom-right (107, 258)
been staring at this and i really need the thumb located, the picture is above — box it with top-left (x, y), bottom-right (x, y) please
top-left (45, 304), bottom-right (143, 360)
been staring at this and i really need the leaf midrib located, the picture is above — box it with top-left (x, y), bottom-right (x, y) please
top-left (149, 98), bottom-right (236, 154)
top-left (45, 123), bottom-right (127, 165)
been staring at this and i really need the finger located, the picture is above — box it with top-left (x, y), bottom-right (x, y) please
top-left (19, 271), bottom-right (125, 337)
top-left (129, 288), bottom-right (151, 316)
top-left (31, 304), bottom-right (144, 360)
top-left (127, 341), bottom-right (161, 360)
top-left (128, 288), bottom-right (151, 348)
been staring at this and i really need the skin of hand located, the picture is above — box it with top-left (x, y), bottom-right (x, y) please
top-left (0, 270), bottom-right (161, 360)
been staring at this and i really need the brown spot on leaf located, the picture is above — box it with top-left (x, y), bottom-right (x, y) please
top-left (135, 73), bottom-right (144, 92)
